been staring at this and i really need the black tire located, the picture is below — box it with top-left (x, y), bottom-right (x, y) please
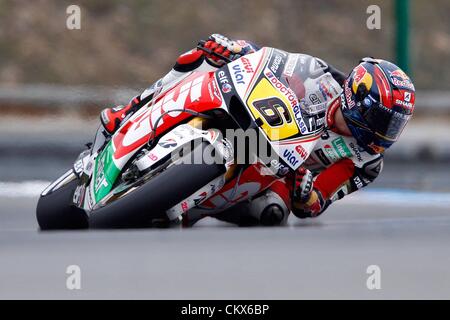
top-left (36, 179), bottom-right (89, 230)
top-left (89, 162), bottom-right (225, 229)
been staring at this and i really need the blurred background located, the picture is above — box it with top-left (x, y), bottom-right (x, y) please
top-left (0, 0), bottom-right (449, 189)
top-left (1, 0), bottom-right (450, 300)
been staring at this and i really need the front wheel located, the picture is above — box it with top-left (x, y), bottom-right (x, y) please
top-left (36, 178), bottom-right (89, 230)
top-left (88, 140), bottom-right (226, 228)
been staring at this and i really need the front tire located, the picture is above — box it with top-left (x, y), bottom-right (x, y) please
top-left (36, 179), bottom-right (89, 230)
top-left (88, 161), bottom-right (225, 228)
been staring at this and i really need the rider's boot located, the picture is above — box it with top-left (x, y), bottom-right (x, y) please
top-left (100, 96), bottom-right (142, 135)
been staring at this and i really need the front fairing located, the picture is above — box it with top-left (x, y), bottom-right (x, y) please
top-left (84, 71), bottom-right (224, 207)
top-left (219, 47), bottom-right (342, 170)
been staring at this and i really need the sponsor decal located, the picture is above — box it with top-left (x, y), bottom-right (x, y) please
top-left (85, 161), bottom-right (93, 176)
top-left (95, 153), bottom-right (108, 193)
top-left (218, 70), bottom-right (230, 85)
top-left (283, 54), bottom-right (298, 77)
top-left (309, 114), bottom-right (324, 133)
top-left (270, 159), bottom-right (289, 176)
top-left (353, 176), bottom-right (364, 189)
top-left (181, 201), bottom-right (189, 213)
top-left (193, 191), bottom-right (209, 206)
top-left (93, 142), bottom-right (121, 202)
top-left (211, 78), bottom-right (222, 101)
top-left (293, 105), bottom-right (326, 134)
top-left (319, 80), bottom-right (334, 100)
top-left (353, 65), bottom-right (368, 84)
top-left (295, 144), bottom-right (308, 160)
top-left (265, 70), bottom-right (299, 107)
top-left (301, 99), bottom-right (328, 115)
top-left (222, 83), bottom-right (232, 93)
top-left (218, 69), bottom-right (233, 94)
top-left (349, 142), bottom-right (363, 162)
top-left (86, 189), bottom-right (95, 209)
top-left (283, 149), bottom-right (301, 167)
top-left (72, 184), bottom-right (85, 207)
top-left (394, 90), bottom-right (414, 110)
top-left (232, 64), bottom-right (246, 85)
top-left (270, 54), bottom-right (283, 74)
top-left (343, 83), bottom-right (356, 109)
top-left (389, 69), bottom-right (415, 90)
top-left (352, 65), bottom-right (373, 93)
top-left (315, 116), bottom-right (325, 127)
top-left (241, 57), bottom-right (254, 73)
top-left (116, 74), bottom-right (206, 156)
top-left (319, 76), bottom-right (340, 100)
top-left (404, 91), bottom-right (411, 102)
top-left (363, 97), bottom-right (373, 107)
top-left (73, 159), bottom-right (84, 175)
top-left (395, 99), bottom-right (413, 109)
top-left (148, 152), bottom-right (158, 161)
top-left (293, 105), bottom-right (308, 134)
top-left (158, 138), bottom-right (177, 148)
top-left (323, 144), bottom-right (339, 162)
top-left (332, 137), bottom-right (353, 158)
top-left (314, 149), bottom-right (331, 166)
top-left (309, 93), bottom-right (321, 105)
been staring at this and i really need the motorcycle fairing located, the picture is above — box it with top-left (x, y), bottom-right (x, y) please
top-left (89, 72), bottom-right (224, 205)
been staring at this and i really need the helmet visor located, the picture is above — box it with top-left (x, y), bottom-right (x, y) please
top-left (361, 104), bottom-right (411, 142)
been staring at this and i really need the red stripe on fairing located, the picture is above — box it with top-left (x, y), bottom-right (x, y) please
top-left (374, 65), bottom-right (393, 108)
top-left (278, 133), bottom-right (321, 145)
top-left (112, 72), bottom-right (222, 160)
top-left (244, 48), bottom-right (267, 97)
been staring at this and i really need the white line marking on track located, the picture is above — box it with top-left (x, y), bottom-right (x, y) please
top-left (0, 181), bottom-right (50, 198)
top-left (338, 188), bottom-right (450, 208)
top-left (0, 181), bottom-right (449, 209)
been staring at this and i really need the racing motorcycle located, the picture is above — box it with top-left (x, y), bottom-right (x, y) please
top-left (36, 47), bottom-right (341, 229)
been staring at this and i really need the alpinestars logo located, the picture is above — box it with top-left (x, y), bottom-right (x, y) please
top-left (158, 138), bottom-right (177, 148)
top-left (404, 92), bottom-right (411, 102)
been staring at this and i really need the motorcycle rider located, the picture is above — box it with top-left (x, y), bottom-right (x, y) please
top-left (100, 34), bottom-right (415, 226)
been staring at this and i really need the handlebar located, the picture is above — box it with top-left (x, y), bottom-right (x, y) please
top-left (196, 40), bottom-right (233, 64)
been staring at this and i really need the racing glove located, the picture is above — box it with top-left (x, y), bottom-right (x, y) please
top-left (292, 168), bottom-right (325, 219)
top-left (199, 34), bottom-right (247, 67)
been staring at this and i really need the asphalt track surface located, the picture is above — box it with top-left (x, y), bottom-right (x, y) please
top-left (1, 184), bottom-right (450, 299)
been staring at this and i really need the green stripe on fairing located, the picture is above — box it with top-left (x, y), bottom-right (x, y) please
top-left (93, 141), bottom-right (121, 203)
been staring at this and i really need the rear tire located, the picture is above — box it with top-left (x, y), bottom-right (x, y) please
top-left (36, 179), bottom-right (89, 230)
